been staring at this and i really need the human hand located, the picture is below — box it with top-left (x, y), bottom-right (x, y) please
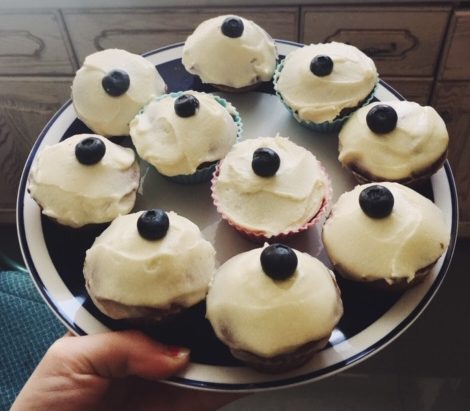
top-left (11, 330), bottom-right (242, 411)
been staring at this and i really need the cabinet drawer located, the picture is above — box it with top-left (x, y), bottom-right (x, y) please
top-left (301, 6), bottom-right (450, 77)
top-left (440, 10), bottom-right (470, 80)
top-left (0, 77), bottom-right (71, 222)
top-left (432, 81), bottom-right (470, 233)
top-left (63, 7), bottom-right (298, 64)
top-left (382, 77), bottom-right (433, 105)
top-left (0, 11), bottom-right (75, 75)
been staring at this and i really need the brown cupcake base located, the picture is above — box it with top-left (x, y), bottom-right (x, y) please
top-left (230, 336), bottom-right (331, 373)
top-left (210, 82), bottom-right (262, 93)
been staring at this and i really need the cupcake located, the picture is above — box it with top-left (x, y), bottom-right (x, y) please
top-left (206, 243), bottom-right (343, 373)
top-left (84, 209), bottom-right (216, 322)
top-left (211, 135), bottom-right (331, 242)
top-left (129, 91), bottom-right (241, 184)
top-left (274, 42), bottom-right (378, 132)
top-left (71, 48), bottom-right (167, 137)
top-left (182, 15), bottom-right (278, 92)
top-left (338, 101), bottom-right (449, 185)
top-left (322, 183), bottom-right (450, 291)
top-left (27, 134), bottom-right (139, 228)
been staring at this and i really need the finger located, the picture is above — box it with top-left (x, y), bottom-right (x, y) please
top-left (48, 330), bottom-right (190, 380)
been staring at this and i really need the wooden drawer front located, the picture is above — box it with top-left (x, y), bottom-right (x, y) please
top-left (432, 81), bottom-right (470, 228)
top-left (441, 11), bottom-right (470, 81)
top-left (382, 77), bottom-right (433, 105)
top-left (301, 7), bottom-right (450, 77)
top-left (0, 11), bottom-right (75, 75)
top-left (0, 77), bottom-right (71, 221)
top-left (63, 7), bottom-right (298, 64)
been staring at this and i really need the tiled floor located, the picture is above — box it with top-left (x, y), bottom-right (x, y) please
top-left (1, 224), bottom-right (469, 410)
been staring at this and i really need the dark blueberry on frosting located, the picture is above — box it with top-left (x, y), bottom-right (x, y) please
top-left (310, 55), bottom-right (334, 77)
top-left (261, 244), bottom-right (298, 280)
top-left (359, 185), bottom-right (394, 219)
top-left (75, 137), bottom-right (106, 165)
top-left (221, 16), bottom-right (244, 38)
top-left (102, 69), bottom-right (130, 97)
top-left (174, 94), bottom-right (200, 118)
top-left (366, 104), bottom-right (398, 134)
top-left (252, 147), bottom-right (280, 177)
top-left (137, 209), bottom-right (170, 240)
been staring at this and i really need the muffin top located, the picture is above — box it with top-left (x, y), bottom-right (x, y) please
top-left (212, 136), bottom-right (330, 237)
top-left (182, 15), bottom-right (277, 89)
top-left (206, 244), bottom-right (343, 357)
top-left (338, 101), bottom-right (449, 181)
top-left (84, 210), bottom-right (215, 311)
top-left (72, 48), bottom-right (166, 137)
top-left (129, 91), bottom-right (239, 177)
top-left (322, 182), bottom-right (450, 283)
top-left (275, 42), bottom-right (378, 123)
top-left (28, 134), bottom-right (139, 227)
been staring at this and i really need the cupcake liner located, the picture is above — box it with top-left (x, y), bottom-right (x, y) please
top-left (149, 91), bottom-right (243, 185)
top-left (273, 58), bottom-right (378, 134)
top-left (210, 160), bottom-right (333, 244)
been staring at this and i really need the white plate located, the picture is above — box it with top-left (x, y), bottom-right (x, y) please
top-left (17, 41), bottom-right (458, 392)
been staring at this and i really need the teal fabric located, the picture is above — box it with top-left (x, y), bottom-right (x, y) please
top-left (0, 270), bottom-right (66, 411)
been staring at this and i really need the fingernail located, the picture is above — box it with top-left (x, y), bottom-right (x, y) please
top-left (166, 345), bottom-right (190, 359)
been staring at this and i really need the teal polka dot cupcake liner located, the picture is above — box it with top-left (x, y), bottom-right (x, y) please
top-left (144, 91), bottom-right (243, 185)
top-left (273, 58), bottom-right (378, 134)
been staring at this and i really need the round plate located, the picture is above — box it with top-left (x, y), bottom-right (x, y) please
top-left (17, 41), bottom-right (458, 392)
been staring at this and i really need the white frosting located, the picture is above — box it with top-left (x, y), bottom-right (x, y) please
top-left (206, 246), bottom-right (343, 357)
top-left (212, 136), bottom-right (329, 237)
top-left (72, 49), bottom-right (166, 137)
top-left (322, 182), bottom-right (450, 283)
top-left (84, 211), bottom-right (215, 318)
top-left (182, 15), bottom-right (278, 89)
top-left (28, 134), bottom-right (139, 228)
top-left (129, 91), bottom-right (238, 176)
top-left (275, 42), bottom-right (378, 123)
top-left (338, 101), bottom-right (449, 180)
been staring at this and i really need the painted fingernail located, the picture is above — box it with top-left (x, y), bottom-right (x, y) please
top-left (166, 345), bottom-right (190, 358)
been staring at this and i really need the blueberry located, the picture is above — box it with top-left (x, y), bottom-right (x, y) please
top-left (252, 147), bottom-right (280, 177)
top-left (75, 137), bottom-right (106, 165)
top-left (221, 16), bottom-right (244, 38)
top-left (260, 244), bottom-right (298, 280)
top-left (359, 185), bottom-right (394, 219)
top-left (101, 69), bottom-right (130, 97)
top-left (137, 209), bottom-right (170, 240)
top-left (310, 55), bottom-right (334, 77)
top-left (366, 104), bottom-right (398, 134)
top-left (174, 94), bottom-right (199, 118)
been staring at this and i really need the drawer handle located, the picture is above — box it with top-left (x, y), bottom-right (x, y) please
top-left (362, 43), bottom-right (397, 57)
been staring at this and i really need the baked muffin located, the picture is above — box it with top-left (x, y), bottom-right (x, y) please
top-left (274, 42), bottom-right (378, 132)
top-left (182, 15), bottom-right (277, 92)
top-left (72, 48), bottom-right (167, 137)
top-left (338, 101), bottom-right (449, 185)
top-left (28, 134), bottom-right (139, 228)
top-left (211, 135), bottom-right (331, 242)
top-left (322, 183), bottom-right (450, 291)
top-left (129, 91), bottom-right (241, 184)
top-left (84, 209), bottom-right (215, 322)
top-left (206, 243), bottom-right (343, 373)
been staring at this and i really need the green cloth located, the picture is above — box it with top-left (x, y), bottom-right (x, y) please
top-left (0, 270), bottom-right (66, 410)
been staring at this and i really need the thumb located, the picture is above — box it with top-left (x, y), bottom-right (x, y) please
top-left (48, 330), bottom-right (190, 380)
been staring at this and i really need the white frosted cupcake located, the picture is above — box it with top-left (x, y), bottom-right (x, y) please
top-left (274, 42), bottom-right (378, 132)
top-left (322, 182), bottom-right (450, 291)
top-left (338, 101), bottom-right (449, 185)
top-left (211, 135), bottom-right (331, 242)
top-left (182, 15), bottom-right (277, 92)
top-left (206, 243), bottom-right (343, 372)
top-left (28, 134), bottom-right (139, 228)
top-left (72, 48), bottom-right (167, 137)
top-left (130, 91), bottom-right (241, 184)
top-left (84, 209), bottom-right (215, 323)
